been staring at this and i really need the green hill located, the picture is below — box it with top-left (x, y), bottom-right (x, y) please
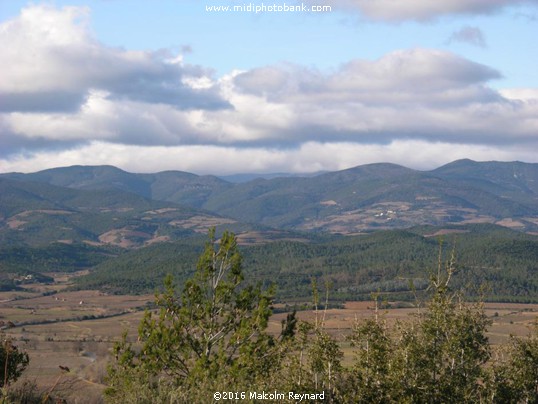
top-left (0, 177), bottom-right (236, 248)
top-left (4, 160), bottom-right (537, 233)
top-left (2, 161), bottom-right (538, 300)
top-left (73, 224), bottom-right (538, 302)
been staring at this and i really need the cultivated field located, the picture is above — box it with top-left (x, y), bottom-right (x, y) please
top-left (1, 279), bottom-right (536, 402)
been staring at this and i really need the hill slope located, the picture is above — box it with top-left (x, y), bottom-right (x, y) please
top-left (74, 224), bottom-right (538, 302)
top-left (3, 160), bottom-right (538, 233)
top-left (0, 177), bottom-right (236, 248)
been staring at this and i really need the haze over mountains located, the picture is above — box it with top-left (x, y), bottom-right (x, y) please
top-left (2, 159), bottom-right (537, 246)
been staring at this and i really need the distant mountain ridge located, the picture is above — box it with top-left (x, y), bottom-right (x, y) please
top-left (3, 165), bottom-right (232, 207)
top-left (2, 159), bottom-right (538, 234)
top-left (0, 176), bottom-right (239, 248)
top-left (2, 161), bottom-right (538, 301)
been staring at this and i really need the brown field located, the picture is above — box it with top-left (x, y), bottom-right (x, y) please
top-left (169, 215), bottom-right (237, 233)
top-left (1, 282), bottom-right (536, 402)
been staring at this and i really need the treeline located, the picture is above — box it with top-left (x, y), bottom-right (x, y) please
top-left (104, 230), bottom-right (538, 403)
top-left (0, 242), bottom-right (114, 273)
top-left (74, 224), bottom-right (538, 302)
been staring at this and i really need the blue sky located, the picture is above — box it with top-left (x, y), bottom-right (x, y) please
top-left (1, 0), bottom-right (537, 174)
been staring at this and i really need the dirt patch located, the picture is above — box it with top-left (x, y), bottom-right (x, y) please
top-left (98, 228), bottom-right (152, 248)
top-left (320, 200), bottom-right (338, 206)
top-left (144, 208), bottom-right (179, 214)
top-left (496, 218), bottom-right (526, 228)
top-left (6, 219), bottom-right (26, 229)
top-left (235, 231), bottom-right (311, 246)
top-left (169, 215), bottom-right (236, 233)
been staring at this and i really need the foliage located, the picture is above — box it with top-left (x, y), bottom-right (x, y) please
top-left (340, 248), bottom-right (492, 403)
top-left (281, 280), bottom-right (343, 400)
top-left (346, 307), bottom-right (394, 402)
top-left (4, 379), bottom-right (49, 404)
top-left (105, 230), bottom-right (538, 403)
top-left (0, 334), bottom-right (30, 401)
top-left (0, 243), bottom-right (113, 273)
top-left (76, 224), bottom-right (538, 302)
top-left (490, 322), bottom-right (538, 403)
top-left (105, 229), bottom-right (295, 402)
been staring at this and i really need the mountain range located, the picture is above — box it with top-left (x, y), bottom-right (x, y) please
top-left (1, 159), bottom-right (538, 300)
top-left (2, 159), bottom-right (537, 244)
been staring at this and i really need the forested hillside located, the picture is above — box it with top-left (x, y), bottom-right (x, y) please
top-left (2, 161), bottom-right (538, 303)
top-left (3, 159), bottom-right (538, 233)
top-left (103, 231), bottom-right (538, 404)
top-left (73, 224), bottom-right (538, 302)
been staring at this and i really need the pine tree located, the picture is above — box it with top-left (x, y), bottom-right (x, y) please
top-left (106, 229), bottom-right (295, 402)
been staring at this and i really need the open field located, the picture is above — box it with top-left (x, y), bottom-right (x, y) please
top-left (1, 281), bottom-right (536, 402)
top-left (0, 280), bottom-right (154, 403)
top-left (270, 301), bottom-right (538, 345)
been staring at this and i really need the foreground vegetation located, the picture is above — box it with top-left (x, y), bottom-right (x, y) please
top-left (104, 230), bottom-right (538, 403)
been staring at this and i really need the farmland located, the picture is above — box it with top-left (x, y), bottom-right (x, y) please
top-left (2, 276), bottom-right (536, 402)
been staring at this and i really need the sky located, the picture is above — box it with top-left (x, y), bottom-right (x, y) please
top-left (1, 0), bottom-right (537, 175)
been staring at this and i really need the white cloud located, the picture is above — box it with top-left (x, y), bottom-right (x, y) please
top-left (231, 50), bottom-right (538, 145)
top-left (2, 5), bottom-right (538, 174)
top-left (1, 140), bottom-right (537, 175)
top-left (500, 88), bottom-right (538, 101)
top-left (234, 49), bottom-right (500, 103)
top-left (306, 0), bottom-right (538, 21)
top-left (0, 5), bottom-right (227, 113)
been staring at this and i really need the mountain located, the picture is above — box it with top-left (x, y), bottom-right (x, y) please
top-left (218, 171), bottom-right (326, 183)
top-left (2, 160), bottom-right (538, 233)
top-left (2, 165), bottom-right (232, 207)
top-left (0, 177), bottom-right (238, 248)
top-left (2, 161), bottom-right (538, 300)
top-left (433, 159), bottom-right (538, 200)
top-left (206, 160), bottom-right (538, 232)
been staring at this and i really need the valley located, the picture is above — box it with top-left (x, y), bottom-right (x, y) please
top-left (1, 159), bottom-right (538, 401)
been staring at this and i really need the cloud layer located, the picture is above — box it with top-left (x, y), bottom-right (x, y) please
top-left (305, 0), bottom-right (538, 21)
top-left (1, 5), bottom-right (538, 174)
top-left (2, 141), bottom-right (537, 175)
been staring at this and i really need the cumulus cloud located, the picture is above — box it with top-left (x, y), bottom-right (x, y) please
top-left (447, 26), bottom-right (487, 48)
top-left (2, 5), bottom-right (538, 174)
top-left (500, 88), bottom-right (538, 101)
top-left (303, 0), bottom-right (538, 21)
top-left (234, 50), bottom-right (500, 103)
top-left (0, 5), bottom-right (228, 113)
top-left (229, 50), bottom-right (537, 146)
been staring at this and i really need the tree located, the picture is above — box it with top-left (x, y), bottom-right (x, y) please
top-left (106, 229), bottom-right (295, 402)
top-left (341, 243), bottom-right (492, 403)
top-left (490, 322), bottom-right (538, 403)
top-left (345, 299), bottom-right (394, 403)
top-left (0, 334), bottom-right (30, 399)
top-left (394, 287), bottom-right (491, 402)
top-left (106, 232), bottom-right (538, 402)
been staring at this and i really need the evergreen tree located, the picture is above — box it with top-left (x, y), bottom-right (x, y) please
top-left (345, 301), bottom-right (394, 403)
top-left (106, 229), bottom-right (295, 403)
